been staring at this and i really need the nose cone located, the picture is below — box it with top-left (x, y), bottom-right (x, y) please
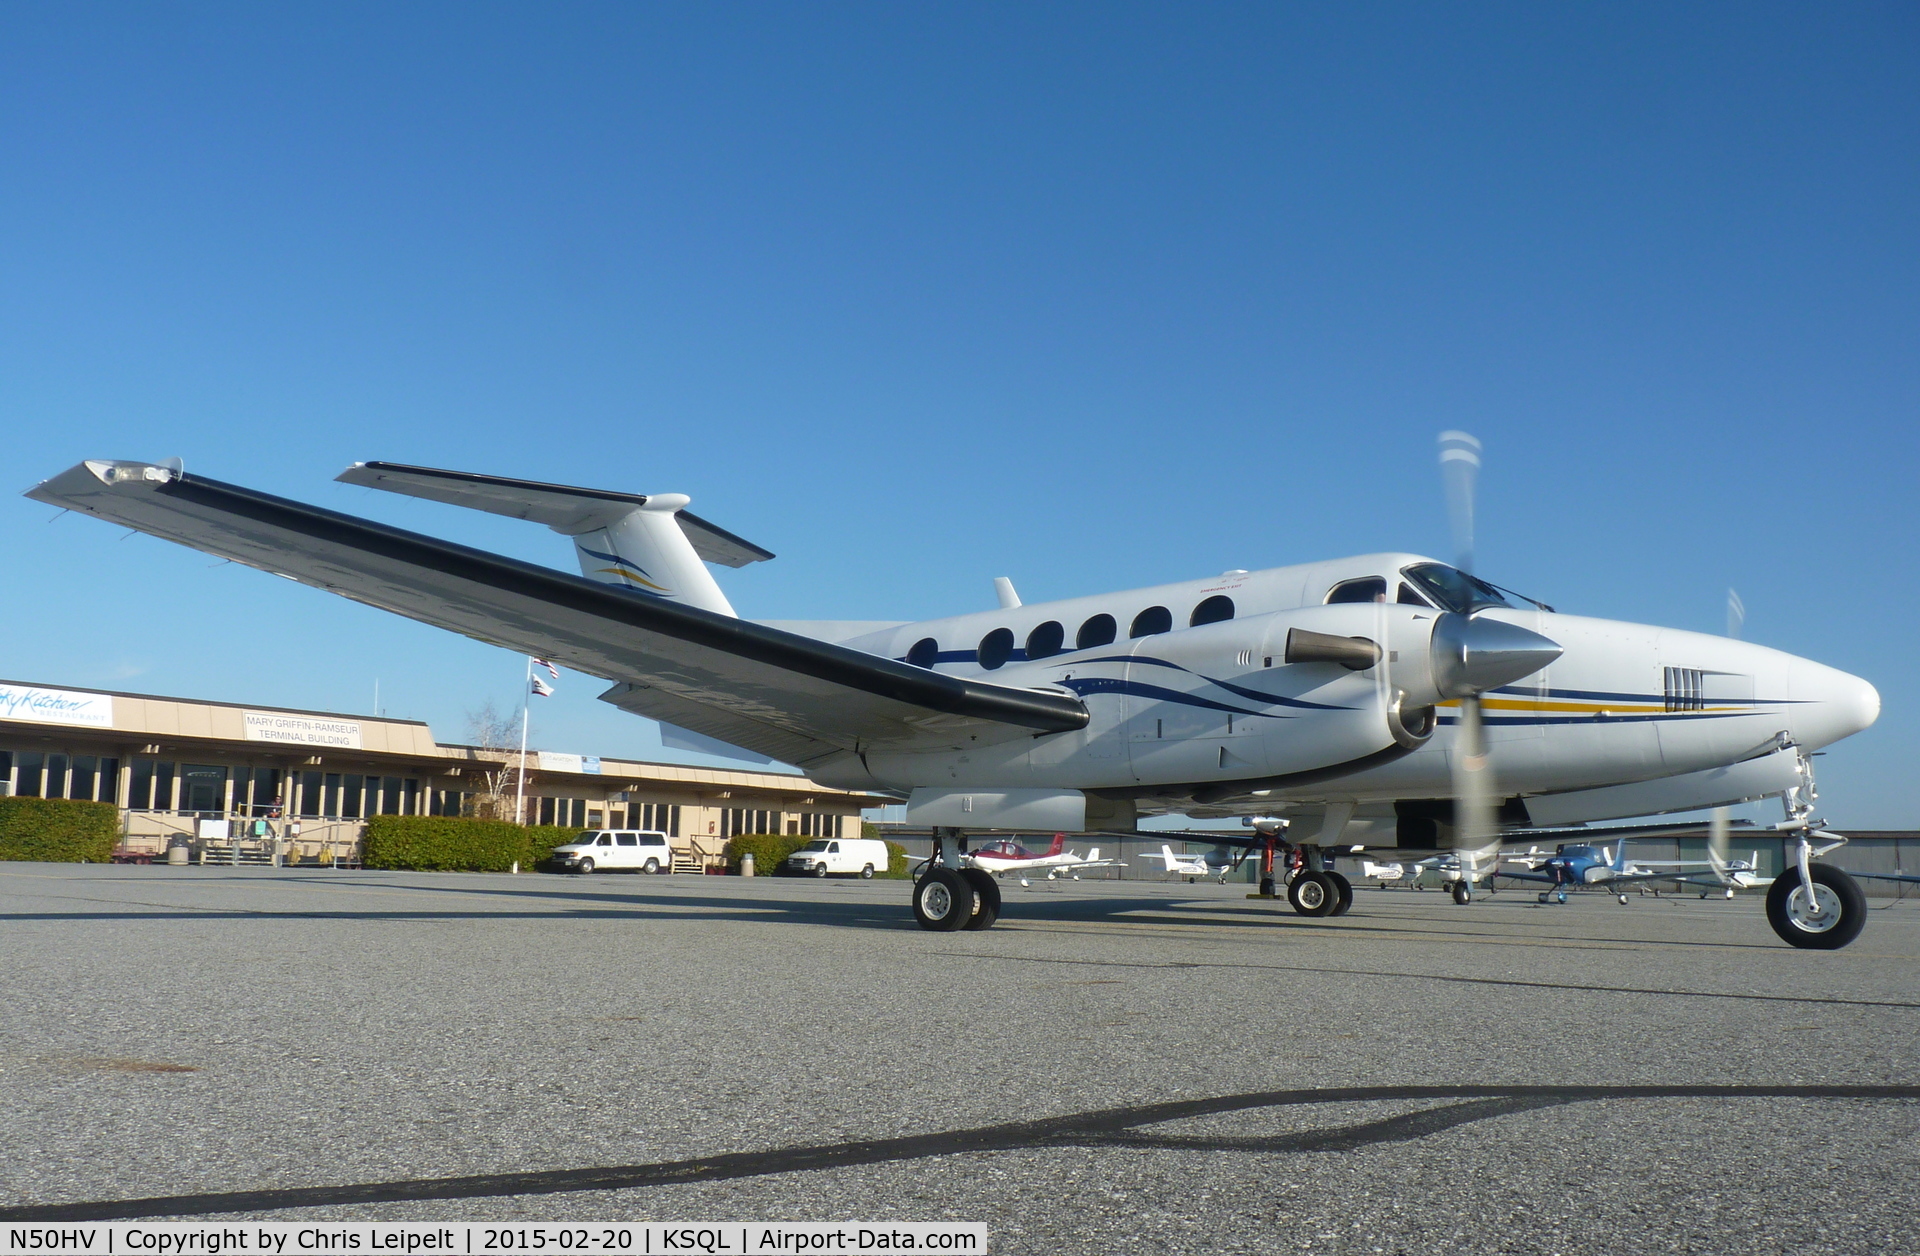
top-left (1431, 613), bottom-right (1564, 698)
top-left (1789, 659), bottom-right (1880, 749)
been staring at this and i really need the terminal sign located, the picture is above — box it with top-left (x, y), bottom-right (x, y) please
top-left (0, 684), bottom-right (114, 728)
top-left (245, 711), bottom-right (364, 749)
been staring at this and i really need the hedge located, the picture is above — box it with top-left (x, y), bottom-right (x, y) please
top-left (0, 797), bottom-right (119, 863)
top-left (722, 833), bottom-right (913, 877)
top-left (723, 833), bottom-right (807, 875)
top-left (362, 816), bottom-right (590, 872)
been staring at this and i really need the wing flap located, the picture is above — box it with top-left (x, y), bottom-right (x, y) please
top-left (28, 461), bottom-right (1087, 754)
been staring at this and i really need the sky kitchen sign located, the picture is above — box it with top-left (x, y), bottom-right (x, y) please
top-left (0, 684), bottom-right (114, 728)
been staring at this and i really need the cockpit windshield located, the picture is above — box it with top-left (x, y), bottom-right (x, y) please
top-left (1401, 563), bottom-right (1513, 614)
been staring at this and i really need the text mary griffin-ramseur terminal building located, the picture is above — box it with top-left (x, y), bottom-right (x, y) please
top-left (0, 679), bottom-right (879, 867)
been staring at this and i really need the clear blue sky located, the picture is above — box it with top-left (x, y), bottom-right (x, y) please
top-left (3, 3), bottom-right (1915, 824)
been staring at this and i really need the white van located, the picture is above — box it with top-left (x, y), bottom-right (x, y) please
top-left (780, 837), bottom-right (891, 879)
top-left (551, 830), bottom-right (674, 875)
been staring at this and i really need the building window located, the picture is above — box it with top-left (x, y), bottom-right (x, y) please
top-left (341, 774), bottom-right (364, 820)
top-left (96, 758), bottom-right (120, 804)
top-left (69, 756), bottom-right (97, 802)
top-left (15, 752), bottom-right (45, 798)
top-left (249, 768), bottom-right (283, 816)
top-left (179, 765), bottom-right (227, 814)
top-left (46, 754), bottom-right (69, 800)
top-left (324, 773), bottom-right (343, 818)
top-left (154, 762), bottom-right (176, 811)
top-left (300, 771), bottom-right (324, 818)
top-left (0, 750), bottom-right (11, 796)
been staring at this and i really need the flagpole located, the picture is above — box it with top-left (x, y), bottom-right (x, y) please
top-left (515, 656), bottom-right (531, 825)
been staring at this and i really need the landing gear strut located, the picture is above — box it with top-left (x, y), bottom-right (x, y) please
top-left (912, 829), bottom-right (1005, 932)
top-left (1759, 759), bottom-right (1867, 950)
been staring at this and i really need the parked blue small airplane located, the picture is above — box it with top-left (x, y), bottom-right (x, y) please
top-left (1496, 839), bottom-right (1764, 905)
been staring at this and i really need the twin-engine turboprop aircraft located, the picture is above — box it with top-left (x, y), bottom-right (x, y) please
top-left (25, 455), bottom-right (1880, 947)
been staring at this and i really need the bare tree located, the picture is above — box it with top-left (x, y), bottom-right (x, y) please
top-left (463, 700), bottom-right (529, 822)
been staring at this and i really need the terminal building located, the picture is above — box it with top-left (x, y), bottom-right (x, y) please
top-left (0, 678), bottom-right (881, 868)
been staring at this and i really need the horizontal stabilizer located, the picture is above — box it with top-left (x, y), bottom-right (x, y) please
top-left (337, 462), bottom-right (774, 567)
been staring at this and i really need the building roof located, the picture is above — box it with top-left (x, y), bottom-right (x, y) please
top-left (0, 677), bottom-right (879, 804)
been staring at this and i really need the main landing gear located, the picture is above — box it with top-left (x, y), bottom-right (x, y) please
top-left (1267, 841), bottom-right (1353, 918)
top-left (912, 830), bottom-right (1002, 932)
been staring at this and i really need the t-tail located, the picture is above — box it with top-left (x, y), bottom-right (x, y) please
top-left (334, 462), bottom-right (774, 616)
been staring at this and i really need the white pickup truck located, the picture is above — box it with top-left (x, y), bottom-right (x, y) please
top-left (780, 837), bottom-right (891, 878)
top-left (551, 830), bottom-right (675, 874)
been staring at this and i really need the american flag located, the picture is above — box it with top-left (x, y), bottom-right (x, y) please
top-left (532, 657), bottom-right (560, 679)
top-left (530, 675), bottom-right (555, 698)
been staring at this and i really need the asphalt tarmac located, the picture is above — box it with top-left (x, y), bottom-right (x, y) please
top-left (4, 863), bottom-right (1918, 1255)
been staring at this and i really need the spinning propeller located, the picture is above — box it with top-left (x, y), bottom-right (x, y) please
top-left (1435, 431), bottom-right (1556, 902)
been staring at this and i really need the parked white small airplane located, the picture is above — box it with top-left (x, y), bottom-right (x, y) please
top-left (1142, 844), bottom-right (1236, 883)
top-left (1358, 858), bottom-right (1421, 887)
top-left (25, 435), bottom-right (1880, 946)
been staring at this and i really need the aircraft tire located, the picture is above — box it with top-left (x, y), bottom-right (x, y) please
top-left (1287, 872), bottom-right (1338, 917)
top-left (1450, 880), bottom-right (1471, 906)
top-left (1766, 864), bottom-right (1867, 950)
top-left (960, 869), bottom-right (1001, 930)
top-left (913, 868), bottom-right (976, 932)
top-left (1326, 872), bottom-right (1354, 917)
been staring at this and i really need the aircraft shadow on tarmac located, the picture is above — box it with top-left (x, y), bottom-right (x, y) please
top-left (6, 1083), bottom-right (1919, 1223)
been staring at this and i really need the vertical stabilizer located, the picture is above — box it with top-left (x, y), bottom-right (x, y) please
top-left (573, 494), bottom-right (737, 616)
top-left (333, 463), bottom-right (771, 620)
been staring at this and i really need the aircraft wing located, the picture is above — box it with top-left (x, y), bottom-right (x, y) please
top-left (26, 461), bottom-right (1088, 770)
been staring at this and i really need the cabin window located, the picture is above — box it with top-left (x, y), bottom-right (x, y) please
top-left (1130, 606), bottom-right (1172, 638)
top-left (1026, 620), bottom-right (1065, 660)
top-left (1326, 577), bottom-right (1387, 604)
top-left (978, 627), bottom-right (1015, 670)
top-left (906, 637), bottom-right (938, 668)
top-left (1190, 595), bottom-right (1235, 626)
top-left (1077, 614), bottom-right (1117, 650)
